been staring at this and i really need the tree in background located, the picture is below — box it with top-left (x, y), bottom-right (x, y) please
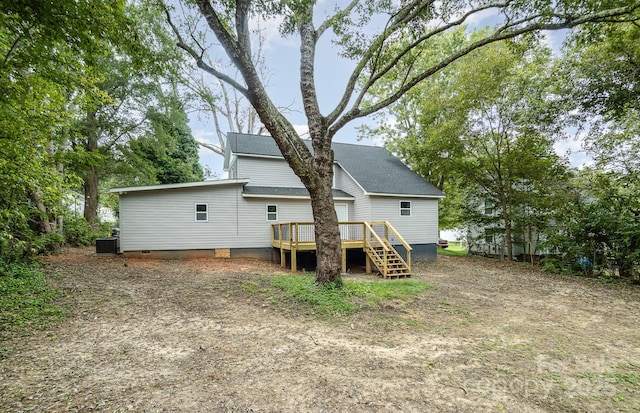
top-left (0, 0), bottom-right (134, 258)
top-left (550, 21), bottom-right (640, 277)
top-left (179, 35), bottom-right (269, 156)
top-left (70, 56), bottom-right (158, 226)
top-left (365, 36), bottom-right (569, 260)
top-left (550, 167), bottom-right (639, 278)
top-left (122, 90), bottom-right (204, 186)
top-left (0, 1), bottom-right (198, 257)
top-left (162, 0), bottom-right (640, 283)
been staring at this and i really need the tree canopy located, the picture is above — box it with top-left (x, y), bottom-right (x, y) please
top-left (161, 0), bottom-right (640, 283)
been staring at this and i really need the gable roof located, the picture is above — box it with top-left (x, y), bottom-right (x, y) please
top-left (225, 133), bottom-right (444, 198)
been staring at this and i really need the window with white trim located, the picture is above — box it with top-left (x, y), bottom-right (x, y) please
top-left (266, 204), bottom-right (278, 221)
top-left (400, 200), bottom-right (411, 216)
top-left (195, 203), bottom-right (208, 222)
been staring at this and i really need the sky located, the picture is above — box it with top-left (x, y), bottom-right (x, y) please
top-left (184, 4), bottom-right (588, 178)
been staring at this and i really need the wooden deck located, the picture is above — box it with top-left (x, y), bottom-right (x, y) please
top-left (271, 221), bottom-right (412, 277)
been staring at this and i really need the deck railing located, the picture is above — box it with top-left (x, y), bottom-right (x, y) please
top-left (272, 222), bottom-right (367, 246)
top-left (272, 221), bottom-right (412, 273)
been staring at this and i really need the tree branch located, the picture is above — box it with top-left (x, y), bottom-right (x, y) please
top-left (197, 140), bottom-right (224, 156)
top-left (299, 3), bottom-right (325, 140)
top-left (326, 1), bottom-right (505, 127)
top-left (316, 0), bottom-right (359, 37)
top-left (329, 3), bottom-right (640, 135)
top-left (163, 4), bottom-right (249, 96)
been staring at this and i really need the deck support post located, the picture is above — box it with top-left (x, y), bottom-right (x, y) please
top-left (280, 247), bottom-right (285, 268)
top-left (365, 252), bottom-right (371, 274)
top-left (291, 248), bottom-right (297, 272)
top-left (341, 248), bottom-right (347, 273)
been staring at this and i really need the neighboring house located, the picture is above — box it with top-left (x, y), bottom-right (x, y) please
top-left (110, 133), bottom-right (444, 273)
top-left (466, 199), bottom-right (556, 261)
top-left (64, 192), bottom-right (117, 223)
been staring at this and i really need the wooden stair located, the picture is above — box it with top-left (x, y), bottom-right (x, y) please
top-left (365, 238), bottom-right (411, 278)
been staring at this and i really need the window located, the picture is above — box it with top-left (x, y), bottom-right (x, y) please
top-left (485, 228), bottom-right (500, 243)
top-left (195, 203), bottom-right (208, 222)
top-left (484, 200), bottom-right (495, 215)
top-left (266, 204), bottom-right (278, 221)
top-left (400, 201), bottom-right (411, 216)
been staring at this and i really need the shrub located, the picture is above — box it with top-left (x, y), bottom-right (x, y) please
top-left (63, 216), bottom-right (112, 246)
top-left (0, 259), bottom-right (64, 330)
top-left (541, 257), bottom-right (564, 274)
top-left (63, 216), bottom-right (93, 246)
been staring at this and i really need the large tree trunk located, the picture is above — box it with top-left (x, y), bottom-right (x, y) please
top-left (308, 145), bottom-right (341, 284)
top-left (83, 110), bottom-right (100, 227)
top-left (28, 190), bottom-right (54, 235)
top-left (191, 0), bottom-right (344, 284)
top-left (83, 166), bottom-right (99, 226)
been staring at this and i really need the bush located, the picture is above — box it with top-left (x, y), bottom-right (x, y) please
top-left (63, 216), bottom-right (111, 246)
top-left (63, 216), bottom-right (93, 246)
top-left (541, 257), bottom-right (564, 274)
top-left (0, 259), bottom-right (64, 330)
top-left (32, 232), bottom-right (64, 255)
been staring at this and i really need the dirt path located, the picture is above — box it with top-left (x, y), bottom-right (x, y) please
top-left (1, 249), bottom-right (639, 412)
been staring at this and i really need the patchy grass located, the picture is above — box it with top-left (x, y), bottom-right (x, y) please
top-left (270, 274), bottom-right (431, 316)
top-left (437, 243), bottom-right (467, 256)
top-left (0, 260), bottom-right (65, 331)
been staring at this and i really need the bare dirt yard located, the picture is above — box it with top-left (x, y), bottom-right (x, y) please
top-left (1, 248), bottom-right (639, 412)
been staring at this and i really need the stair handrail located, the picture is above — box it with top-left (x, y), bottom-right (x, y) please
top-left (364, 222), bottom-right (390, 276)
top-left (383, 221), bottom-right (411, 272)
top-left (383, 221), bottom-right (412, 250)
top-left (363, 222), bottom-right (390, 251)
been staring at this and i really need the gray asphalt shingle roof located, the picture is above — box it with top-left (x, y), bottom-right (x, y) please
top-left (227, 133), bottom-right (444, 197)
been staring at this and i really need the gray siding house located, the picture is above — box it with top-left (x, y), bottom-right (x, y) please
top-left (111, 133), bottom-right (444, 266)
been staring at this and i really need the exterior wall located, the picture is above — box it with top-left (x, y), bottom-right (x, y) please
top-left (119, 185), bottom-right (239, 251)
top-left (235, 156), bottom-right (305, 187)
top-left (118, 160), bottom-right (441, 261)
top-left (119, 184), bottom-right (318, 252)
top-left (237, 197), bottom-right (315, 248)
top-left (368, 196), bottom-right (439, 245)
top-left (334, 165), bottom-right (369, 221)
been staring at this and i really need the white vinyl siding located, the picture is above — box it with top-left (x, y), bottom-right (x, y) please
top-left (369, 196), bottom-right (438, 244)
top-left (236, 156), bottom-right (304, 187)
top-left (118, 185), bottom-right (316, 252)
top-left (334, 165), bottom-right (368, 221)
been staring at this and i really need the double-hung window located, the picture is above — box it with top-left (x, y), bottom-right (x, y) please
top-left (195, 203), bottom-right (208, 222)
top-left (266, 204), bottom-right (278, 221)
top-left (400, 201), bottom-right (412, 216)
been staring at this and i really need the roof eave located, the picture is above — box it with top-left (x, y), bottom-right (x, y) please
top-left (242, 193), bottom-right (354, 201)
top-left (110, 179), bottom-right (250, 194)
top-left (365, 191), bottom-right (445, 199)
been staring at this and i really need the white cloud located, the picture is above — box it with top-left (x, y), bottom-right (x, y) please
top-left (293, 124), bottom-right (309, 138)
top-left (250, 14), bottom-right (297, 51)
top-left (462, 7), bottom-right (500, 28)
top-left (553, 137), bottom-right (593, 169)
